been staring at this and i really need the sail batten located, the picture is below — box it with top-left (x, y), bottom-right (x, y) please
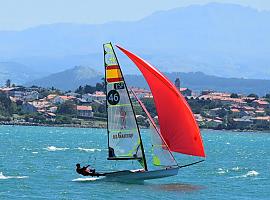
top-left (117, 45), bottom-right (206, 158)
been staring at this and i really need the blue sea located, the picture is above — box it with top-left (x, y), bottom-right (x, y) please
top-left (0, 126), bottom-right (269, 200)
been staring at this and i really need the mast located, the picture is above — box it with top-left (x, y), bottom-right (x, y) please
top-left (103, 44), bottom-right (110, 159)
top-left (103, 43), bottom-right (148, 171)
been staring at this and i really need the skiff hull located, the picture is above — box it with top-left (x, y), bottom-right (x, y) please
top-left (103, 167), bottom-right (179, 182)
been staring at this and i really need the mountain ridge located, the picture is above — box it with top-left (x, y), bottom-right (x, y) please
top-left (0, 3), bottom-right (270, 78)
top-left (25, 66), bottom-right (270, 95)
top-left (26, 66), bottom-right (102, 90)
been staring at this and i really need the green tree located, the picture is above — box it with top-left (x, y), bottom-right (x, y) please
top-left (247, 93), bottom-right (259, 99)
top-left (96, 82), bottom-right (104, 92)
top-left (84, 85), bottom-right (96, 94)
top-left (56, 101), bottom-right (76, 115)
top-left (0, 93), bottom-right (16, 116)
top-left (6, 79), bottom-right (11, 88)
top-left (55, 115), bottom-right (72, 124)
top-left (75, 85), bottom-right (84, 94)
top-left (265, 93), bottom-right (270, 99)
top-left (230, 93), bottom-right (239, 98)
top-left (141, 98), bottom-right (157, 117)
top-left (97, 104), bottom-right (106, 113)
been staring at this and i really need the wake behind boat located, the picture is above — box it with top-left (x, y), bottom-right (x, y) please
top-left (76, 43), bottom-right (205, 182)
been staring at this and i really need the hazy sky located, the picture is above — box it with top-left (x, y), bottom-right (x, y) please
top-left (0, 0), bottom-right (269, 31)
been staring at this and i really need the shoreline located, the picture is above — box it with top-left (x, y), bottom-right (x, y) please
top-left (0, 121), bottom-right (106, 129)
top-left (1, 121), bottom-right (270, 133)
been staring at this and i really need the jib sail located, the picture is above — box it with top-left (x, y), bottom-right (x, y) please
top-left (131, 90), bottom-right (178, 167)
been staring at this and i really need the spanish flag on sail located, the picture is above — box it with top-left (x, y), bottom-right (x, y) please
top-left (106, 65), bottom-right (123, 83)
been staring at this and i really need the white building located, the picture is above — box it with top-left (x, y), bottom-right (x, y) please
top-left (82, 92), bottom-right (106, 102)
top-left (77, 105), bottom-right (93, 118)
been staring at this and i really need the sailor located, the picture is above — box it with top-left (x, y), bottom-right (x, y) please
top-left (76, 163), bottom-right (96, 176)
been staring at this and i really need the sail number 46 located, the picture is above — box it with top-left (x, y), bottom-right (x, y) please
top-left (108, 90), bottom-right (120, 105)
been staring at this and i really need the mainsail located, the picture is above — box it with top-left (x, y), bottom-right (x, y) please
top-left (103, 43), bottom-right (147, 169)
top-left (117, 45), bottom-right (205, 158)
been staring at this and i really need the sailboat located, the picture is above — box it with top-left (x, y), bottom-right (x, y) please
top-left (86, 43), bottom-right (205, 181)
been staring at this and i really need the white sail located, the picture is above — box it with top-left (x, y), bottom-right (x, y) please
top-left (150, 124), bottom-right (178, 167)
top-left (104, 43), bottom-right (145, 164)
top-left (130, 89), bottom-right (178, 167)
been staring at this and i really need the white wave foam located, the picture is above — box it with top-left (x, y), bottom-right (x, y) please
top-left (243, 170), bottom-right (259, 177)
top-left (232, 166), bottom-right (240, 171)
top-left (32, 152), bottom-right (38, 154)
top-left (44, 146), bottom-right (69, 151)
top-left (230, 170), bottom-right (259, 179)
top-left (77, 147), bottom-right (101, 152)
top-left (217, 168), bottom-right (228, 174)
top-left (72, 177), bottom-right (101, 182)
top-left (0, 172), bottom-right (28, 180)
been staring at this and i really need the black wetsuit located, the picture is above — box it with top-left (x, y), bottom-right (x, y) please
top-left (76, 166), bottom-right (96, 176)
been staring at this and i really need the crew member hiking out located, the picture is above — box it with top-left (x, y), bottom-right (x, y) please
top-left (76, 163), bottom-right (96, 176)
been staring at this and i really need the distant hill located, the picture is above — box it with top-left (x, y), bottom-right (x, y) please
top-left (1, 3), bottom-right (270, 78)
top-left (26, 66), bottom-right (270, 95)
top-left (0, 62), bottom-right (41, 85)
top-left (26, 66), bottom-right (102, 91)
top-left (125, 72), bottom-right (270, 96)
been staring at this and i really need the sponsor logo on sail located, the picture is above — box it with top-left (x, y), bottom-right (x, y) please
top-left (113, 132), bottom-right (133, 139)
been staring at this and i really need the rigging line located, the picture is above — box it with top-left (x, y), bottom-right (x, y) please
top-left (178, 160), bottom-right (205, 169)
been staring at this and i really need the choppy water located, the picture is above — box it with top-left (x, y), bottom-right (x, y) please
top-left (0, 126), bottom-right (269, 199)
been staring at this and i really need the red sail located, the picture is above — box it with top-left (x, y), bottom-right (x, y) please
top-left (116, 45), bottom-right (205, 157)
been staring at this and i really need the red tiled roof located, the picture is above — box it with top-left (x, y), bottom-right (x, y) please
top-left (47, 94), bottom-right (57, 99)
top-left (76, 105), bottom-right (92, 111)
top-left (253, 100), bottom-right (269, 105)
top-left (231, 108), bottom-right (240, 112)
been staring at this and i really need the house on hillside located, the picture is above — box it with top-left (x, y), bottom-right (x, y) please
top-left (208, 108), bottom-right (223, 117)
top-left (179, 88), bottom-right (192, 97)
top-left (230, 108), bottom-right (249, 118)
top-left (65, 92), bottom-right (80, 97)
top-left (231, 118), bottom-right (253, 129)
top-left (82, 93), bottom-right (93, 102)
top-left (91, 91), bottom-right (106, 102)
top-left (77, 105), bottom-right (93, 118)
top-left (204, 119), bottom-right (223, 129)
top-left (48, 106), bottom-right (58, 113)
top-left (46, 112), bottom-right (56, 121)
top-left (252, 116), bottom-right (270, 128)
top-left (201, 90), bottom-right (215, 95)
top-left (47, 94), bottom-right (57, 101)
top-left (0, 87), bottom-right (39, 101)
top-left (82, 92), bottom-right (106, 103)
top-left (144, 93), bottom-right (153, 98)
top-left (24, 91), bottom-right (39, 101)
top-left (252, 100), bottom-right (270, 109)
top-left (22, 102), bottom-right (38, 113)
top-left (51, 95), bottom-right (75, 104)
top-left (0, 87), bottom-right (16, 96)
top-left (130, 87), bottom-right (151, 99)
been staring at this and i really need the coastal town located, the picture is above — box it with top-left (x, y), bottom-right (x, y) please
top-left (1, 78), bottom-right (270, 131)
